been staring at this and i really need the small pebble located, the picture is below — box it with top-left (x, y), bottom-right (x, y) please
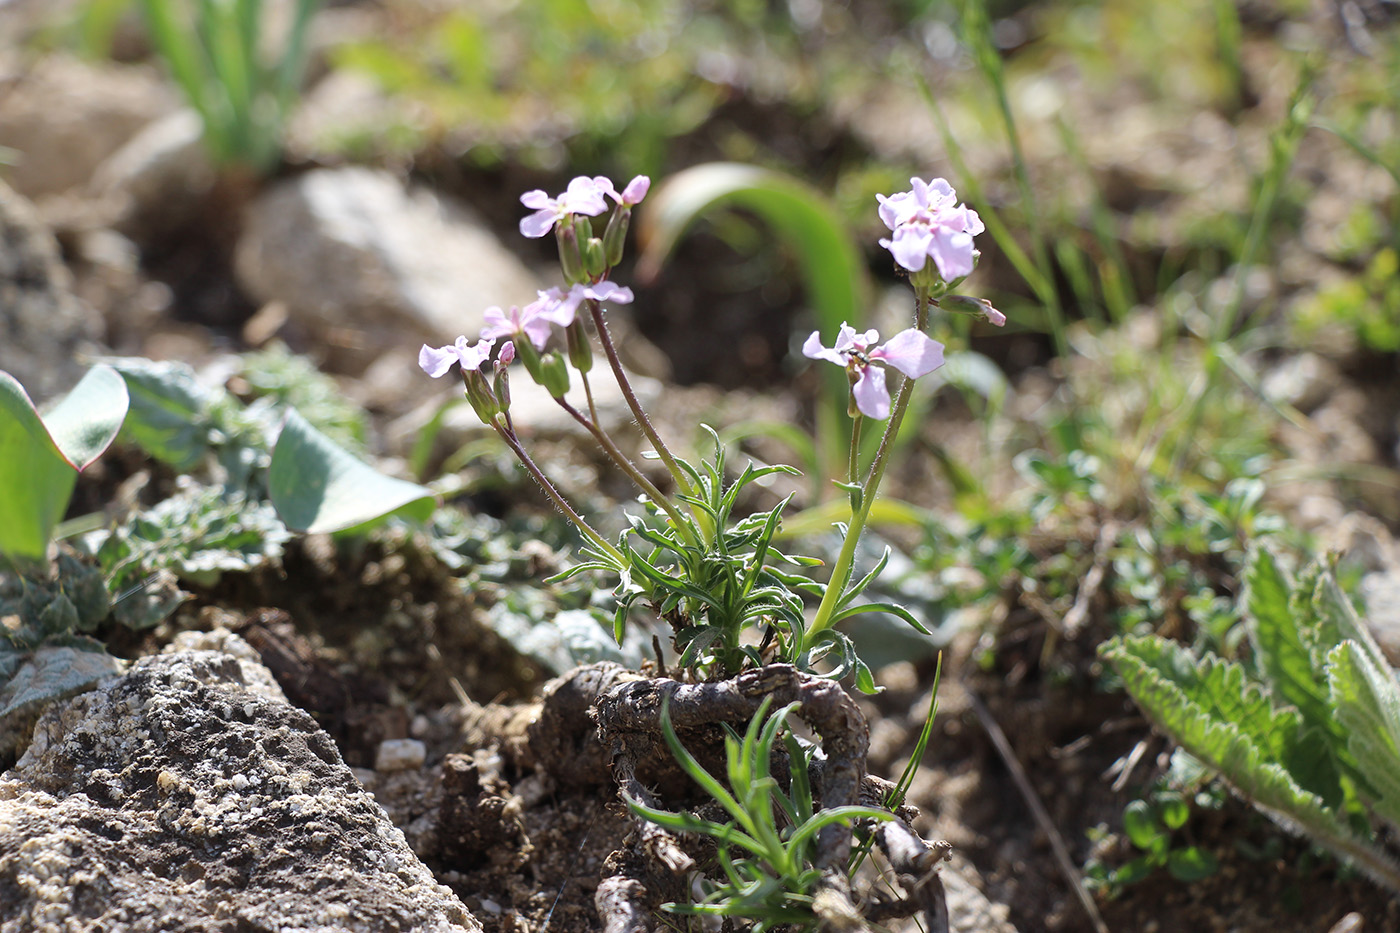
top-left (374, 739), bottom-right (426, 773)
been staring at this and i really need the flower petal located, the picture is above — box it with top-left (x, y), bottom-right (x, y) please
top-left (419, 343), bottom-right (460, 378)
top-left (480, 306), bottom-right (514, 340)
top-left (873, 328), bottom-right (945, 379)
top-left (563, 176), bottom-right (609, 216)
top-left (584, 280), bottom-right (634, 304)
top-left (852, 364), bottom-right (891, 419)
top-left (520, 190), bottom-right (553, 209)
top-left (887, 228), bottom-right (932, 272)
top-left (618, 175), bottom-right (651, 206)
top-left (519, 209), bottom-right (557, 238)
top-left (928, 229), bottom-right (975, 280)
top-left (459, 336), bottom-right (496, 370)
top-left (802, 331), bottom-right (846, 367)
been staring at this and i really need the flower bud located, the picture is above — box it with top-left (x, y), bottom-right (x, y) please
top-left (537, 351), bottom-right (571, 398)
top-left (492, 359), bottom-right (512, 412)
top-left (565, 319), bottom-right (593, 373)
top-left (583, 237), bottom-right (608, 279)
top-left (515, 334), bottom-right (547, 384)
top-left (939, 293), bottom-right (1005, 326)
top-left (461, 367), bottom-right (500, 424)
top-left (556, 224), bottom-right (584, 283)
top-left (602, 206), bottom-right (631, 267)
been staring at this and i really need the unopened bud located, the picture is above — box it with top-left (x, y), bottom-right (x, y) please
top-left (538, 351), bottom-right (571, 398)
top-left (461, 367), bottom-right (499, 424)
top-left (603, 206), bottom-right (631, 267)
top-left (565, 319), bottom-right (593, 373)
top-left (556, 224), bottom-right (584, 283)
top-left (515, 336), bottom-right (546, 384)
top-left (492, 359), bottom-right (512, 411)
top-left (939, 294), bottom-right (1005, 326)
top-left (583, 237), bottom-right (608, 279)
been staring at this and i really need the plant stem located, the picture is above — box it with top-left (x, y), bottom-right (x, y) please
top-left (804, 295), bottom-right (930, 651)
top-left (587, 300), bottom-right (689, 493)
top-left (556, 397), bottom-right (700, 548)
top-left (587, 298), bottom-right (715, 543)
top-left (492, 420), bottom-right (627, 567)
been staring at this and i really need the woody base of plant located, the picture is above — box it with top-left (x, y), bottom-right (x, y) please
top-left (454, 660), bottom-right (953, 932)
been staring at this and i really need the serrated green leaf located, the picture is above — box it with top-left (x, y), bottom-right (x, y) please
top-left (1327, 640), bottom-right (1400, 830)
top-left (1102, 634), bottom-right (1400, 892)
top-left (1245, 547), bottom-right (1333, 730)
top-left (270, 409), bottom-right (435, 533)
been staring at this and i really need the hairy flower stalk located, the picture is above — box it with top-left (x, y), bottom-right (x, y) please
top-left (584, 298), bottom-right (714, 542)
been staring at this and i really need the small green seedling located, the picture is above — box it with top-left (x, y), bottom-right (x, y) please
top-left (626, 697), bottom-right (893, 930)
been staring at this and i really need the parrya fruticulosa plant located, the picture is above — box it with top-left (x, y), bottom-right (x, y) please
top-left (417, 173), bottom-right (1004, 686)
top-left (1101, 546), bottom-right (1400, 891)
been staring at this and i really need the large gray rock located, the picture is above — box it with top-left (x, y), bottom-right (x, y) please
top-left (0, 180), bottom-right (101, 400)
top-left (234, 167), bottom-right (543, 372)
top-left (0, 54), bottom-right (176, 200)
top-left (0, 643), bottom-right (480, 933)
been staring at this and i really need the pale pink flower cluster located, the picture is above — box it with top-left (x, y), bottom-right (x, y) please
top-left (878, 177), bottom-right (984, 282)
top-left (518, 174), bottom-right (651, 238)
top-left (803, 323), bottom-right (945, 420)
top-left (421, 175), bottom-right (646, 380)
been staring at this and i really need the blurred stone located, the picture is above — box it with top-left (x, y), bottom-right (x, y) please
top-left (89, 109), bottom-right (217, 242)
top-left (0, 644), bottom-right (480, 932)
top-left (1361, 569), bottom-right (1400, 667)
top-left (376, 738), bottom-right (427, 773)
top-left (234, 167), bottom-right (542, 374)
top-left (0, 54), bottom-right (176, 199)
top-left (1261, 352), bottom-right (1342, 414)
top-left (0, 179), bottom-right (101, 400)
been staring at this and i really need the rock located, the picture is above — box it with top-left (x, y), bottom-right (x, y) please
top-left (1261, 352), bottom-right (1341, 414)
top-left (376, 738), bottom-right (427, 773)
top-left (0, 180), bottom-right (101, 400)
top-left (234, 167), bottom-right (543, 373)
top-left (0, 54), bottom-right (176, 200)
top-left (1361, 568), bottom-right (1400, 667)
top-left (0, 645), bottom-right (481, 932)
top-left (89, 109), bottom-right (218, 242)
top-left (942, 856), bottom-right (1020, 933)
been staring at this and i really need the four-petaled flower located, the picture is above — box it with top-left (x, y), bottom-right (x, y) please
top-left (419, 335), bottom-right (496, 378)
top-left (480, 304), bottom-right (556, 350)
top-left (519, 176), bottom-right (612, 238)
top-left (530, 280), bottom-right (636, 328)
top-left (803, 323), bottom-right (945, 420)
top-left (877, 177), bottom-right (985, 281)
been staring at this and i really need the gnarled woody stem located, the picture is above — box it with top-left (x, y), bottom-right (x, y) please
top-left (593, 664), bottom-right (869, 892)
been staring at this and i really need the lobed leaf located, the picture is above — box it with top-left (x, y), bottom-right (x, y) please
top-left (1102, 634), bottom-right (1400, 891)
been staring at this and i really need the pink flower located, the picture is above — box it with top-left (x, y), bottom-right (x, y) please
top-left (519, 176), bottom-right (612, 238)
top-left (530, 280), bottom-right (636, 328)
top-left (877, 177), bottom-right (984, 281)
top-left (419, 336), bottom-right (496, 377)
top-left (605, 175), bottom-right (651, 206)
top-left (803, 323), bottom-right (945, 419)
top-left (481, 304), bottom-right (555, 350)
